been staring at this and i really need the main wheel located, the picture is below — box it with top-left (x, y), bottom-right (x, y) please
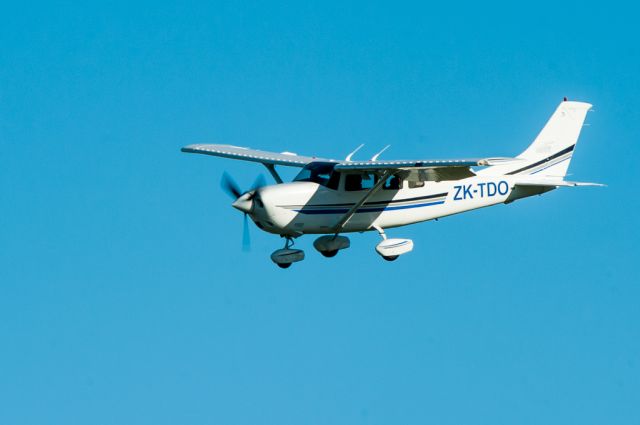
top-left (320, 250), bottom-right (338, 258)
top-left (276, 262), bottom-right (292, 269)
top-left (382, 255), bottom-right (399, 262)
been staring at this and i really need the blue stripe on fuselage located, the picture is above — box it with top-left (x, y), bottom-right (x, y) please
top-left (293, 200), bottom-right (445, 215)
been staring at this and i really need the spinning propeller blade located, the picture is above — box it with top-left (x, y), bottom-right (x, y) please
top-left (221, 172), bottom-right (242, 199)
top-left (221, 172), bottom-right (266, 251)
top-left (249, 174), bottom-right (266, 195)
top-left (242, 213), bottom-right (251, 251)
top-left (221, 172), bottom-right (266, 200)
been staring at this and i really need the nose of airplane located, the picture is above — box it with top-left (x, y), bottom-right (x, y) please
top-left (231, 192), bottom-right (254, 213)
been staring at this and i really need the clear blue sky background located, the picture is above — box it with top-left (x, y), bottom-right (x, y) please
top-left (1, 1), bottom-right (638, 424)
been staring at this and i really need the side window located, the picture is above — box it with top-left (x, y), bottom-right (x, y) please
top-left (345, 174), bottom-right (363, 191)
top-left (326, 171), bottom-right (340, 190)
top-left (361, 173), bottom-right (376, 190)
top-left (408, 180), bottom-right (425, 189)
top-left (345, 173), bottom-right (377, 191)
top-left (383, 174), bottom-right (401, 190)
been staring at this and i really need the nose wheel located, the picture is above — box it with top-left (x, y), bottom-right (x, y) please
top-left (271, 237), bottom-right (305, 269)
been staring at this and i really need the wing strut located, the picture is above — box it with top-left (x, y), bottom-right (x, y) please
top-left (333, 170), bottom-right (391, 234)
top-left (263, 163), bottom-right (283, 184)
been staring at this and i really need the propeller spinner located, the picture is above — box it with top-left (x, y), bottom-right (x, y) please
top-left (220, 172), bottom-right (266, 250)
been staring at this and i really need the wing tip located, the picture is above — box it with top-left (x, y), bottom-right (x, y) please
top-left (181, 145), bottom-right (197, 153)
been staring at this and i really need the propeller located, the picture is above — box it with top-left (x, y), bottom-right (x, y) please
top-left (221, 172), bottom-right (265, 201)
top-left (220, 172), bottom-right (266, 251)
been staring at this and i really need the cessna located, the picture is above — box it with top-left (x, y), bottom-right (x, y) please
top-left (182, 100), bottom-right (601, 268)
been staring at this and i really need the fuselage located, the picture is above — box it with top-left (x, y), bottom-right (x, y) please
top-left (249, 174), bottom-right (528, 236)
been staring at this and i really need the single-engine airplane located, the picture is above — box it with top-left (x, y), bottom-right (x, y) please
top-left (182, 99), bottom-right (602, 268)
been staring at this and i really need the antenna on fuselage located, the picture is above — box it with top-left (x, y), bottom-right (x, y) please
top-left (345, 144), bottom-right (364, 162)
top-left (370, 145), bottom-right (390, 161)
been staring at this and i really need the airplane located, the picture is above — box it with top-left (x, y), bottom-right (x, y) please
top-left (182, 99), bottom-right (602, 268)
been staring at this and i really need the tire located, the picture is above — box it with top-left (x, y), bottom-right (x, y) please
top-left (320, 250), bottom-right (338, 258)
top-left (382, 255), bottom-right (399, 262)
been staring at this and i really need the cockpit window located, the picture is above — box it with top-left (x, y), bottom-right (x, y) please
top-left (294, 162), bottom-right (340, 190)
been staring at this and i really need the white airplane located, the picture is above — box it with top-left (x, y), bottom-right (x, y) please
top-left (183, 99), bottom-right (602, 268)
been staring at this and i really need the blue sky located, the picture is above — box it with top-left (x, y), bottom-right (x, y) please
top-left (1, 1), bottom-right (639, 424)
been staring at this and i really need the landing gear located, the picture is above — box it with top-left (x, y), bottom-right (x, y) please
top-left (373, 225), bottom-right (413, 262)
top-left (270, 229), bottom-right (411, 266)
top-left (271, 237), bottom-right (305, 269)
top-left (313, 235), bottom-right (350, 258)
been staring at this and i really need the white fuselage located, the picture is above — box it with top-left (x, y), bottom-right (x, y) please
top-left (250, 174), bottom-right (523, 236)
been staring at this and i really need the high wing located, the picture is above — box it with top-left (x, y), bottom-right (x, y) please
top-left (182, 144), bottom-right (515, 179)
top-left (181, 144), bottom-right (332, 167)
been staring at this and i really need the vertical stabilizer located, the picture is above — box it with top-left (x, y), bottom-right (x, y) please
top-left (480, 100), bottom-right (592, 177)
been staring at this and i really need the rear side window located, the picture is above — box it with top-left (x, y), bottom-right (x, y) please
top-left (383, 174), bottom-right (401, 190)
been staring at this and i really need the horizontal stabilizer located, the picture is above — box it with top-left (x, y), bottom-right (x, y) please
top-left (514, 178), bottom-right (605, 188)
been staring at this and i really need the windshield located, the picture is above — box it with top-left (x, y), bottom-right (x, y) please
top-left (294, 162), bottom-right (340, 189)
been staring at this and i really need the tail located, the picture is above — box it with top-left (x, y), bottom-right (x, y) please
top-left (480, 100), bottom-right (592, 178)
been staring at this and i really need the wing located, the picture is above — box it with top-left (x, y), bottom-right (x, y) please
top-left (181, 143), bottom-right (516, 181)
top-left (181, 144), bottom-right (334, 167)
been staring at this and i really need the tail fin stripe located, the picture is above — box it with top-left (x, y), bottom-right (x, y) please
top-left (523, 151), bottom-right (573, 175)
top-left (530, 155), bottom-right (572, 175)
top-left (506, 144), bottom-right (575, 175)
